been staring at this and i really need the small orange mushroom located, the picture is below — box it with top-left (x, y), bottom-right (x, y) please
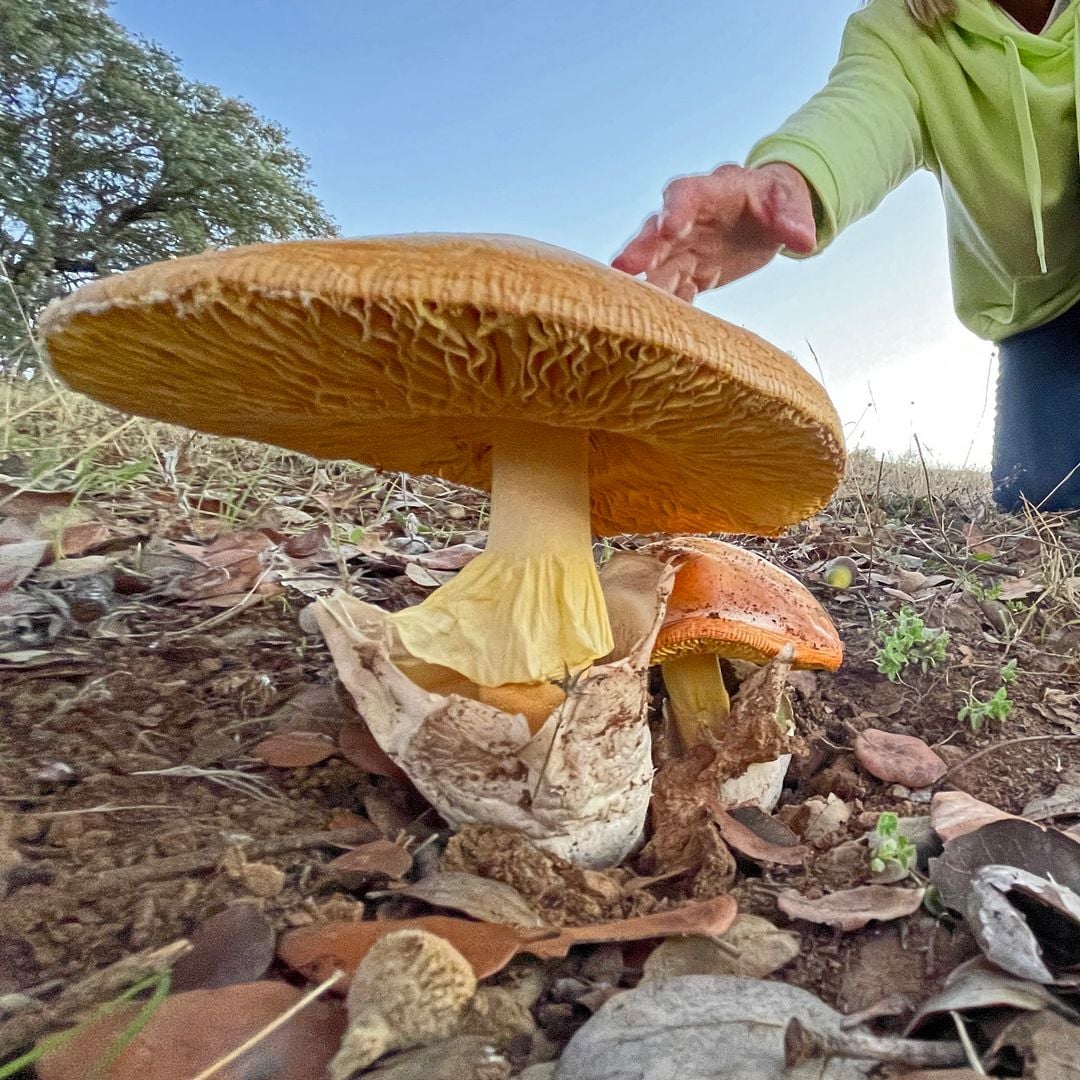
top-left (646, 537), bottom-right (842, 756)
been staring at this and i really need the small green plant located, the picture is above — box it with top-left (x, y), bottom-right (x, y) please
top-left (868, 811), bottom-right (918, 876)
top-left (958, 659), bottom-right (1018, 733)
top-left (962, 577), bottom-right (1002, 602)
top-left (874, 606), bottom-right (949, 681)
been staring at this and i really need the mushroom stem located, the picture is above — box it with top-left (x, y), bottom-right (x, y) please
top-left (660, 653), bottom-right (731, 750)
top-left (390, 421), bottom-right (612, 700)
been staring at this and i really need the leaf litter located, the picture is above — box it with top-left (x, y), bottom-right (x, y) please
top-left (7, 393), bottom-right (1080, 1075)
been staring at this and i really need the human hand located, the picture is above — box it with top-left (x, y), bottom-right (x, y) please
top-left (612, 162), bottom-right (816, 301)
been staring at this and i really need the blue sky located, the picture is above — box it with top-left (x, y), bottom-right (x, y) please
top-left (111, 0), bottom-right (996, 467)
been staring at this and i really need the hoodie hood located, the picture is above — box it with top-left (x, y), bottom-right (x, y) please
top-left (953, 1), bottom-right (1079, 274)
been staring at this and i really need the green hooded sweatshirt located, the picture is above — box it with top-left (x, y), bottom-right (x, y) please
top-left (746, 0), bottom-right (1080, 341)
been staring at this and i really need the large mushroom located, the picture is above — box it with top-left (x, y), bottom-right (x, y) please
top-left (41, 235), bottom-right (844, 864)
top-left (645, 537), bottom-right (843, 810)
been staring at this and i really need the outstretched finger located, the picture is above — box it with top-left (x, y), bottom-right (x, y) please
top-left (657, 177), bottom-right (701, 241)
top-left (612, 213), bottom-right (666, 275)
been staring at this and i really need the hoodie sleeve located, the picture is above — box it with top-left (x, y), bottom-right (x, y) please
top-left (745, 11), bottom-right (926, 254)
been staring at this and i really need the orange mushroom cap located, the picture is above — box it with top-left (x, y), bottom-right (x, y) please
top-left (646, 537), bottom-right (843, 670)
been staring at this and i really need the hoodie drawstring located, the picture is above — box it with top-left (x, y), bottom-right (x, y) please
top-left (1004, 35), bottom-right (1048, 273)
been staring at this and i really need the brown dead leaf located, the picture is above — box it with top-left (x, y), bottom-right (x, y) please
top-left (412, 543), bottom-right (484, 571)
top-left (930, 818), bottom-right (1080, 916)
top-left (253, 730), bottom-right (337, 768)
top-left (967, 864), bottom-right (1080, 984)
top-left (854, 728), bottom-right (946, 788)
top-left (279, 896), bottom-right (737, 987)
top-left (713, 810), bottom-right (808, 865)
top-left (997, 576), bottom-right (1044, 602)
top-left (989, 1011), bottom-right (1080, 1079)
top-left (777, 885), bottom-right (926, 931)
top-left (906, 956), bottom-right (1073, 1037)
top-left (963, 522), bottom-right (997, 557)
top-left (0, 484), bottom-right (76, 517)
top-left (526, 894), bottom-right (737, 959)
top-left (36, 980), bottom-right (345, 1080)
top-left (57, 521), bottom-right (112, 558)
top-left (402, 561), bottom-right (453, 588)
top-left (326, 839), bottom-right (413, 885)
top-left (0, 538), bottom-right (49, 592)
top-left (340, 721), bottom-right (409, 781)
top-left (389, 870), bottom-right (546, 927)
top-left (278, 915), bottom-right (530, 985)
top-left (327, 809), bottom-right (381, 838)
top-left (642, 913), bottom-right (800, 981)
top-left (170, 903), bottom-right (276, 993)
top-left (930, 791), bottom-right (1018, 842)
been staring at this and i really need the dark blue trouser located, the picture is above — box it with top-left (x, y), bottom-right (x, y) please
top-left (993, 302), bottom-right (1080, 512)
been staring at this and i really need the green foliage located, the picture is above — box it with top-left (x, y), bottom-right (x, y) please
top-left (873, 606), bottom-right (949, 681)
top-left (958, 659), bottom-right (1018, 733)
top-left (868, 811), bottom-right (918, 876)
top-left (1, 0), bottom-right (336, 370)
top-left (962, 577), bottom-right (1002, 602)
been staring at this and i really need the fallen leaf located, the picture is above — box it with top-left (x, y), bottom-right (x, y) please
top-left (854, 729), bottom-right (947, 788)
top-left (327, 809), bottom-right (381, 838)
top-left (58, 521), bottom-right (112, 557)
top-left (929, 818), bottom-right (1080, 915)
top-left (0, 539), bottom-right (49, 592)
top-left (279, 896), bottom-right (737, 987)
top-left (557, 975), bottom-right (871, 1079)
top-left (1022, 783), bottom-right (1080, 823)
top-left (339, 721), bottom-right (409, 781)
top-left (36, 980), bottom-right (345, 1080)
top-left (326, 839), bottom-right (413, 885)
top-left (34, 555), bottom-right (116, 583)
top-left (907, 956), bottom-right (1074, 1037)
top-left (279, 915), bottom-right (528, 985)
top-left (641, 914), bottom-right (800, 981)
top-left (402, 561), bottom-right (454, 588)
top-left (253, 730), bottom-right (337, 768)
top-left (997, 576), bottom-right (1044, 602)
top-left (388, 870), bottom-right (546, 927)
top-left (963, 522), bottom-right (997, 557)
top-left (713, 810), bottom-right (808, 865)
top-left (966, 864), bottom-right (1080, 984)
top-left (989, 1011), bottom-right (1080, 1079)
top-left (527, 894), bottom-right (737, 959)
top-left (930, 791), bottom-right (1018, 843)
top-left (777, 886), bottom-right (926, 932)
top-left (0, 484), bottom-right (76, 516)
top-left (411, 543), bottom-right (484, 571)
top-left (170, 903), bottom-right (276, 992)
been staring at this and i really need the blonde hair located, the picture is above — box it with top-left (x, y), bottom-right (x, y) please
top-left (904, 0), bottom-right (957, 25)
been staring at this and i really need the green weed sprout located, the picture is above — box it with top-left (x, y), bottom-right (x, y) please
top-left (958, 659), bottom-right (1018, 733)
top-left (874, 607), bottom-right (949, 681)
top-left (868, 811), bottom-right (918, 876)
